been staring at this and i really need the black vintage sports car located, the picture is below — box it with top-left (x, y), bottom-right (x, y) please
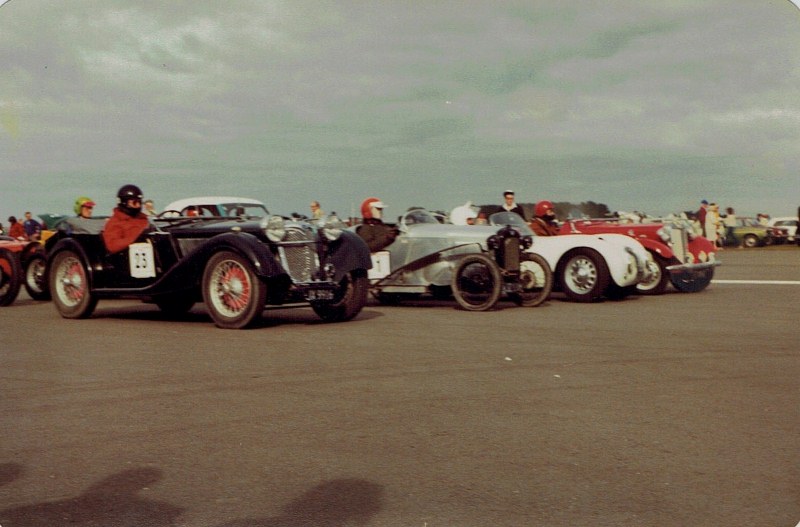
top-left (44, 213), bottom-right (372, 329)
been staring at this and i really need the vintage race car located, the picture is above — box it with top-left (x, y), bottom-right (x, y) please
top-left (359, 209), bottom-right (553, 311)
top-left (44, 212), bottom-right (372, 329)
top-left (0, 236), bottom-right (49, 306)
top-left (359, 209), bottom-right (651, 304)
top-left (559, 217), bottom-right (720, 294)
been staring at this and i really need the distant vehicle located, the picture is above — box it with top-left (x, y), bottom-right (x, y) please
top-left (559, 217), bottom-right (719, 294)
top-left (161, 197), bottom-right (269, 218)
top-left (767, 217), bottom-right (798, 242)
top-left (44, 211), bottom-right (372, 329)
top-left (0, 237), bottom-right (49, 306)
top-left (729, 217), bottom-right (786, 248)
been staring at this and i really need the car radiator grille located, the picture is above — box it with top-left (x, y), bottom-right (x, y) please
top-left (279, 228), bottom-right (318, 282)
top-left (669, 226), bottom-right (690, 263)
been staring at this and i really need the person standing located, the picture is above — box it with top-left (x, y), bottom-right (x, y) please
top-left (22, 211), bottom-right (42, 241)
top-left (696, 199), bottom-right (709, 236)
top-left (310, 200), bottom-right (325, 221)
top-left (102, 184), bottom-right (151, 254)
top-left (705, 203), bottom-right (720, 247)
top-left (142, 199), bottom-right (157, 217)
top-left (500, 190), bottom-right (526, 219)
top-left (722, 207), bottom-right (737, 247)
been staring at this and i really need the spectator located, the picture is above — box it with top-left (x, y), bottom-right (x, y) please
top-left (102, 184), bottom-right (151, 254)
top-left (705, 203), bottom-right (720, 247)
top-left (529, 200), bottom-right (560, 236)
top-left (0, 222), bottom-right (4, 235)
top-left (696, 199), bottom-right (709, 236)
top-left (7, 216), bottom-right (26, 240)
top-left (143, 199), bottom-right (157, 217)
top-left (355, 197), bottom-right (398, 252)
top-left (500, 190), bottom-right (526, 219)
top-left (722, 207), bottom-right (737, 247)
top-left (22, 211), bottom-right (42, 241)
top-left (310, 200), bottom-right (325, 221)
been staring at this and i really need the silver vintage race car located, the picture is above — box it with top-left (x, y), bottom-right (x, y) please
top-left (360, 208), bottom-right (653, 305)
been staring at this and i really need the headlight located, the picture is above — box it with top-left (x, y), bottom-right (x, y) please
top-left (521, 235), bottom-right (533, 249)
top-left (656, 226), bottom-right (671, 243)
top-left (322, 214), bottom-right (345, 241)
top-left (697, 251), bottom-right (707, 263)
top-left (262, 215), bottom-right (286, 242)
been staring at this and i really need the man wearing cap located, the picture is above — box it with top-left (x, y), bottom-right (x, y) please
top-left (501, 190), bottom-right (526, 219)
top-left (696, 199), bottom-right (709, 237)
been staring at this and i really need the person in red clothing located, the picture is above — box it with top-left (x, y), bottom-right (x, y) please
top-left (528, 200), bottom-right (560, 236)
top-left (102, 184), bottom-right (151, 254)
top-left (7, 216), bottom-right (27, 240)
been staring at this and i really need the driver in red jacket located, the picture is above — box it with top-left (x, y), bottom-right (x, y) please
top-left (102, 184), bottom-right (151, 254)
top-left (529, 200), bottom-right (560, 237)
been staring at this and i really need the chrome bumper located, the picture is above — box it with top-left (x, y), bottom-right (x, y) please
top-left (665, 261), bottom-right (721, 273)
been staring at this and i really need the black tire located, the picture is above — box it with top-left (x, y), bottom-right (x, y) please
top-left (509, 253), bottom-right (552, 307)
top-left (557, 248), bottom-right (611, 302)
top-left (452, 253), bottom-right (502, 311)
top-left (670, 266), bottom-right (714, 293)
top-left (49, 250), bottom-right (98, 318)
top-left (743, 234), bottom-right (759, 248)
top-left (312, 270), bottom-right (369, 322)
top-left (429, 284), bottom-right (453, 300)
top-left (373, 291), bottom-right (403, 305)
top-left (0, 248), bottom-right (22, 307)
top-left (636, 252), bottom-right (670, 295)
top-left (155, 294), bottom-right (195, 315)
top-left (23, 253), bottom-right (50, 300)
top-left (202, 251), bottom-right (267, 329)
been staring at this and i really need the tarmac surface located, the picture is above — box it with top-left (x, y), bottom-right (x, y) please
top-left (1, 246), bottom-right (798, 526)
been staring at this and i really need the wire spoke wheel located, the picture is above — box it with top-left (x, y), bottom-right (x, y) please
top-left (202, 251), bottom-right (266, 329)
top-left (49, 250), bottom-right (97, 318)
top-left (510, 253), bottom-right (552, 307)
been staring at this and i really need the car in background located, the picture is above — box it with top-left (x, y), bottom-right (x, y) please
top-left (44, 210), bottom-right (372, 329)
top-left (559, 217), bottom-right (719, 295)
top-left (161, 197), bottom-right (269, 218)
top-left (767, 217), bottom-right (798, 243)
top-left (729, 217), bottom-right (786, 248)
top-left (0, 236), bottom-right (49, 305)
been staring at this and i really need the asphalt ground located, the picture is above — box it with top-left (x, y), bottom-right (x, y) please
top-left (1, 246), bottom-right (798, 527)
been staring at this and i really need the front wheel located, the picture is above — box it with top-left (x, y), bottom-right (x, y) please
top-left (312, 270), bottom-right (369, 322)
top-left (24, 253), bottom-right (50, 300)
top-left (202, 251), bottom-right (267, 329)
top-left (557, 248), bottom-right (610, 302)
top-left (0, 248), bottom-right (22, 306)
top-left (452, 253), bottom-right (501, 311)
top-left (49, 250), bottom-right (98, 318)
top-left (636, 252), bottom-right (670, 295)
top-left (510, 253), bottom-right (552, 307)
top-left (670, 266), bottom-right (714, 293)
top-left (743, 234), bottom-right (759, 248)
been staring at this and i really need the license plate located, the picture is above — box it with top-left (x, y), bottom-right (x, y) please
top-left (308, 289), bottom-right (334, 301)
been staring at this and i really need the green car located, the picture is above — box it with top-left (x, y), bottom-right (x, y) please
top-left (728, 217), bottom-right (783, 248)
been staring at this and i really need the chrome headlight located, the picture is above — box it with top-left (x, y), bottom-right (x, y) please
top-left (262, 215), bottom-right (286, 242)
top-left (322, 214), bottom-right (345, 241)
top-left (521, 235), bottom-right (533, 249)
top-left (656, 226), bottom-right (671, 243)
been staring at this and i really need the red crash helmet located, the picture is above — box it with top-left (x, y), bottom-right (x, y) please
top-left (361, 197), bottom-right (385, 219)
top-left (535, 200), bottom-right (555, 217)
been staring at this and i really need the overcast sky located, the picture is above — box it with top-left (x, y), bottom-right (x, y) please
top-left (2, 1), bottom-right (799, 221)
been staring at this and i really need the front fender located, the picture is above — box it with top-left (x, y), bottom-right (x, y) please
top-left (326, 230), bottom-right (372, 281)
top-left (179, 232), bottom-right (285, 279)
top-left (635, 238), bottom-right (674, 260)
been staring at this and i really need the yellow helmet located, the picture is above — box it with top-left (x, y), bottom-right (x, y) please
top-left (74, 196), bottom-right (96, 215)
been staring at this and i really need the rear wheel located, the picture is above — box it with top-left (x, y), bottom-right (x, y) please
top-left (452, 253), bottom-right (501, 311)
top-left (509, 253), bottom-right (552, 307)
top-left (202, 251), bottom-right (267, 329)
top-left (557, 248), bottom-right (610, 302)
top-left (49, 250), bottom-right (97, 318)
top-left (23, 253), bottom-right (50, 300)
top-left (636, 252), bottom-right (670, 295)
top-left (0, 248), bottom-right (22, 306)
top-left (312, 270), bottom-right (369, 322)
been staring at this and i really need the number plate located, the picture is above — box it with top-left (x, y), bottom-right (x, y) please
top-left (129, 242), bottom-right (156, 278)
top-left (307, 289), bottom-right (334, 301)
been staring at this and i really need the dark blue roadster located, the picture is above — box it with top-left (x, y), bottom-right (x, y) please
top-left (44, 211), bottom-right (371, 329)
